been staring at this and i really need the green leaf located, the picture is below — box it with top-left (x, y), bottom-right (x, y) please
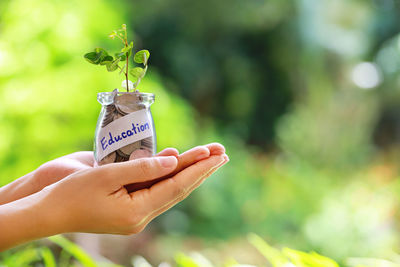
top-left (121, 41), bottom-right (133, 54)
top-left (129, 67), bottom-right (145, 82)
top-left (94, 48), bottom-right (109, 63)
top-left (120, 42), bottom-right (133, 58)
top-left (134, 49), bottom-right (150, 64)
top-left (84, 48), bottom-right (109, 65)
top-left (48, 235), bottom-right (97, 267)
top-left (94, 47), bottom-right (107, 54)
top-left (247, 233), bottom-right (288, 267)
top-left (114, 52), bottom-right (126, 61)
top-left (40, 247), bottom-right (56, 267)
top-left (174, 252), bottom-right (200, 267)
top-left (3, 247), bottom-right (41, 266)
top-left (84, 52), bottom-right (99, 64)
top-left (99, 55), bottom-right (114, 65)
top-left (106, 58), bottom-right (121, 72)
top-left (283, 248), bottom-right (339, 267)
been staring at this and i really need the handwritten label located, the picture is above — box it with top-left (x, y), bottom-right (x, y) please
top-left (96, 109), bottom-right (153, 161)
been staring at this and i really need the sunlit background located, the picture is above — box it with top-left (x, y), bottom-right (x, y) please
top-left (1, 0), bottom-right (400, 266)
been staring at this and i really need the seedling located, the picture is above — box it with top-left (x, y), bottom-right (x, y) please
top-left (84, 24), bottom-right (150, 92)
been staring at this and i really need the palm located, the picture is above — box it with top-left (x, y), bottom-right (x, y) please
top-left (35, 152), bottom-right (95, 190)
top-left (34, 143), bottom-right (224, 193)
top-left (34, 149), bottom-right (176, 191)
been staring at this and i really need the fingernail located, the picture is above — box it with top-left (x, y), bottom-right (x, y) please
top-left (195, 150), bottom-right (210, 161)
top-left (159, 156), bottom-right (177, 168)
top-left (223, 154), bottom-right (229, 162)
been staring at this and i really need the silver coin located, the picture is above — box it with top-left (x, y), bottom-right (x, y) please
top-left (116, 148), bottom-right (130, 158)
top-left (115, 94), bottom-right (146, 115)
top-left (101, 104), bottom-right (116, 128)
top-left (115, 105), bottom-right (129, 116)
top-left (115, 93), bottom-right (138, 105)
top-left (101, 116), bottom-right (114, 127)
top-left (118, 103), bottom-right (145, 114)
top-left (120, 141), bottom-right (141, 155)
top-left (99, 152), bottom-right (116, 165)
top-left (113, 112), bottom-right (123, 121)
top-left (141, 137), bottom-right (153, 150)
top-left (115, 152), bottom-right (128, 162)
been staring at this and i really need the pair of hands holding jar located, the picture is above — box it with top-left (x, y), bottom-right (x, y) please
top-left (0, 143), bottom-right (228, 251)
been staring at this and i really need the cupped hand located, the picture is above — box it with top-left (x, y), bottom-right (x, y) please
top-left (34, 152), bottom-right (95, 194)
top-left (39, 153), bottom-right (229, 235)
top-left (125, 143), bottom-right (226, 192)
top-left (35, 143), bottom-right (225, 194)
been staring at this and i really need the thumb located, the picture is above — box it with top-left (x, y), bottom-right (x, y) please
top-left (103, 156), bottom-right (178, 186)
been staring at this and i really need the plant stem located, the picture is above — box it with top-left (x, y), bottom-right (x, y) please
top-left (124, 29), bottom-right (129, 92)
top-left (125, 51), bottom-right (129, 92)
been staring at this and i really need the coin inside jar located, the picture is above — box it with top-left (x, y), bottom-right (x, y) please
top-left (141, 137), bottom-right (153, 151)
top-left (115, 152), bottom-right (128, 162)
top-left (99, 151), bottom-right (116, 165)
top-left (115, 94), bottom-right (147, 114)
top-left (120, 141), bottom-right (141, 155)
top-left (113, 112), bottom-right (123, 120)
top-left (101, 104), bottom-right (116, 127)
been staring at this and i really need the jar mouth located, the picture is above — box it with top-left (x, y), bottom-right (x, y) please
top-left (97, 91), bottom-right (155, 105)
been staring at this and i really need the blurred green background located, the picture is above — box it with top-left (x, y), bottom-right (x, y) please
top-left (1, 0), bottom-right (400, 266)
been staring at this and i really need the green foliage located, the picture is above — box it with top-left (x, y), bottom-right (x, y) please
top-left (0, 234), bottom-right (399, 267)
top-left (247, 233), bottom-right (341, 267)
top-left (40, 247), bottom-right (57, 267)
top-left (0, 235), bottom-right (124, 267)
top-left (84, 48), bottom-right (110, 65)
top-left (134, 50), bottom-right (150, 64)
top-left (130, 67), bottom-right (145, 82)
top-left (83, 24), bottom-right (150, 92)
top-left (247, 233), bottom-right (289, 267)
top-left (2, 0), bottom-right (400, 265)
top-left (48, 235), bottom-right (98, 267)
top-left (0, 247), bottom-right (41, 267)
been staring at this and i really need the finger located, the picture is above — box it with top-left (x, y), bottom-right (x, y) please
top-left (156, 148), bottom-right (179, 157)
top-left (176, 146), bottom-right (210, 171)
top-left (130, 154), bottom-right (228, 227)
top-left (129, 147), bottom-right (179, 161)
top-left (102, 156), bottom-right (178, 187)
top-left (63, 151), bottom-right (95, 166)
top-left (125, 146), bottom-right (210, 193)
top-left (204, 143), bottom-right (225, 155)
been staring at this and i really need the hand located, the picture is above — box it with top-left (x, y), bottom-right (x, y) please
top-left (35, 143), bottom-right (225, 192)
top-left (0, 144), bottom-right (224, 205)
top-left (125, 143), bottom-right (226, 192)
top-left (0, 143), bottom-right (228, 250)
top-left (35, 152), bottom-right (229, 235)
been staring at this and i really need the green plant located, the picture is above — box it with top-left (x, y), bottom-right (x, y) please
top-left (83, 24), bottom-right (150, 92)
top-left (2, 234), bottom-right (400, 267)
top-left (0, 235), bottom-right (122, 267)
top-left (247, 233), bottom-right (340, 267)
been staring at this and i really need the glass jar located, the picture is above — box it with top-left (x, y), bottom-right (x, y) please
top-left (94, 90), bottom-right (156, 166)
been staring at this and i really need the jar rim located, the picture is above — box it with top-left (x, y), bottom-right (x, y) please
top-left (97, 91), bottom-right (155, 98)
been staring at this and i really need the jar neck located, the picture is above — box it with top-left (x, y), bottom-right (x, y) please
top-left (97, 91), bottom-right (155, 106)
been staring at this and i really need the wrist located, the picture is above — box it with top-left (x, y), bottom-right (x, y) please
top-left (0, 188), bottom-right (61, 251)
top-left (34, 184), bottom-right (75, 234)
top-left (0, 171), bottom-right (38, 205)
